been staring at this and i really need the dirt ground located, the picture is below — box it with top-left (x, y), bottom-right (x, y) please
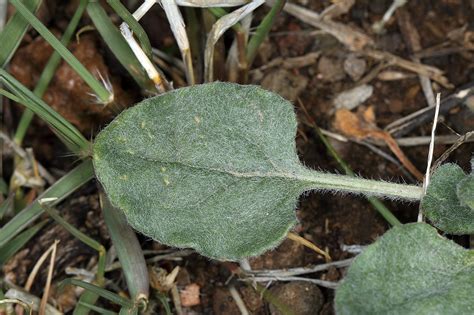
top-left (1, 0), bottom-right (474, 314)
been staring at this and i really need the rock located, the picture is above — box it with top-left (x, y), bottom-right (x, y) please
top-left (317, 55), bottom-right (346, 82)
top-left (269, 281), bottom-right (324, 315)
top-left (343, 54), bottom-right (367, 81)
top-left (261, 69), bottom-right (308, 101)
top-left (333, 84), bottom-right (373, 110)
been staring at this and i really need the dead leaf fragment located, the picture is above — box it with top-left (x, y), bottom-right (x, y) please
top-left (180, 283), bottom-right (201, 307)
top-left (334, 108), bottom-right (424, 181)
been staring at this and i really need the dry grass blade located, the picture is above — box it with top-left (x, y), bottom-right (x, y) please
top-left (287, 232), bottom-right (331, 262)
top-left (205, 0), bottom-right (265, 81)
top-left (39, 240), bottom-right (59, 315)
top-left (226, 14), bottom-right (251, 82)
top-left (24, 239), bottom-right (55, 292)
top-left (161, 0), bottom-right (195, 85)
top-left (120, 24), bottom-right (170, 92)
top-left (87, 2), bottom-right (157, 92)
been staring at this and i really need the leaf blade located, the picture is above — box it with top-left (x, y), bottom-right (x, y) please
top-left (421, 164), bottom-right (474, 234)
top-left (335, 223), bottom-right (474, 315)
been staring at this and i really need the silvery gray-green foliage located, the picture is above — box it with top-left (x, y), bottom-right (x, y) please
top-left (457, 175), bottom-right (474, 210)
top-left (421, 163), bottom-right (474, 234)
top-left (335, 223), bottom-right (474, 315)
top-left (93, 82), bottom-right (420, 260)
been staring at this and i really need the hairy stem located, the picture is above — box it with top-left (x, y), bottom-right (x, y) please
top-left (300, 169), bottom-right (422, 200)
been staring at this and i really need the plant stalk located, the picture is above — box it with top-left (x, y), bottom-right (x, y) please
top-left (299, 169), bottom-right (422, 201)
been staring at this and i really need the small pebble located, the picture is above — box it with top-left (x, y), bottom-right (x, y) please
top-left (269, 281), bottom-right (324, 315)
top-left (333, 84), bottom-right (374, 110)
top-left (344, 54), bottom-right (367, 81)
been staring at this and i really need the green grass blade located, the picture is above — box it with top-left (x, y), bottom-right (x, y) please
top-left (73, 290), bottom-right (102, 315)
top-left (0, 69), bottom-right (90, 154)
top-left (0, 159), bottom-right (94, 248)
top-left (76, 302), bottom-right (118, 315)
top-left (60, 279), bottom-right (133, 308)
top-left (0, 0), bottom-right (41, 68)
top-left (0, 194), bottom-right (14, 220)
top-left (100, 192), bottom-right (149, 304)
top-left (119, 306), bottom-right (138, 315)
top-left (9, 0), bottom-right (112, 103)
top-left (86, 2), bottom-right (156, 92)
top-left (0, 220), bottom-right (47, 265)
top-left (0, 88), bottom-right (22, 103)
top-left (156, 292), bottom-right (173, 315)
top-left (106, 0), bottom-right (152, 58)
top-left (246, 0), bottom-right (286, 65)
top-left (14, 0), bottom-right (89, 146)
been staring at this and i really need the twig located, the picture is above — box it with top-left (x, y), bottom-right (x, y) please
top-left (229, 285), bottom-right (249, 315)
top-left (364, 49), bottom-right (452, 88)
top-left (271, 0), bottom-right (373, 51)
top-left (269, 0), bottom-right (451, 87)
top-left (372, 0), bottom-right (407, 34)
top-left (242, 276), bottom-right (339, 289)
top-left (432, 131), bottom-right (474, 171)
top-left (397, 9), bottom-right (435, 107)
top-left (247, 258), bottom-right (353, 277)
top-left (385, 82), bottom-right (474, 137)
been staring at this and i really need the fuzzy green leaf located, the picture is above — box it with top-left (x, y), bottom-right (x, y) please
top-left (94, 83), bottom-right (304, 260)
top-left (457, 175), bottom-right (474, 210)
top-left (421, 164), bottom-right (474, 234)
top-left (93, 83), bottom-right (421, 260)
top-left (335, 223), bottom-right (474, 315)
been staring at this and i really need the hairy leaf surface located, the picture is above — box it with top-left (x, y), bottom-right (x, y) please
top-left (94, 83), bottom-right (308, 259)
top-left (93, 83), bottom-right (421, 260)
top-left (421, 164), bottom-right (474, 234)
top-left (335, 223), bottom-right (474, 315)
top-left (457, 175), bottom-right (474, 210)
